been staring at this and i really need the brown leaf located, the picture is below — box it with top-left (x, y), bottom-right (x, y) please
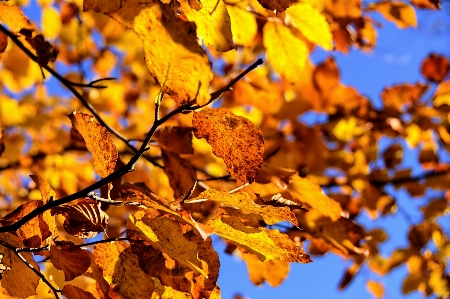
top-left (255, 163), bottom-right (297, 190)
top-left (192, 108), bottom-right (264, 183)
top-left (50, 240), bottom-right (91, 281)
top-left (162, 149), bottom-right (197, 198)
top-left (339, 263), bottom-right (360, 290)
top-left (313, 57), bottom-right (340, 96)
top-left (381, 83), bottom-right (428, 115)
top-left (411, 0), bottom-right (440, 9)
top-left (239, 251), bottom-right (290, 287)
top-left (51, 199), bottom-right (109, 239)
top-left (154, 126), bottom-right (194, 154)
top-left (257, 0), bottom-right (297, 12)
top-left (421, 53), bottom-right (450, 83)
top-left (62, 285), bottom-right (97, 299)
top-left (0, 31), bottom-right (7, 56)
top-left (189, 189), bottom-right (298, 226)
top-left (19, 29), bottom-right (58, 67)
top-left (68, 112), bottom-right (118, 178)
top-left (0, 233), bottom-right (40, 298)
top-left (0, 129), bottom-right (4, 157)
top-left (365, 1), bottom-right (417, 29)
top-left (0, 201), bottom-right (50, 248)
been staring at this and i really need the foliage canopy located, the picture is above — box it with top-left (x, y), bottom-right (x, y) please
top-left (0, 0), bottom-right (449, 298)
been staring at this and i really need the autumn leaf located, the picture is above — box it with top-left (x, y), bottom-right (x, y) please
top-left (411, 0), bottom-right (440, 9)
top-left (68, 112), bottom-right (118, 178)
top-left (192, 107), bottom-right (264, 183)
top-left (162, 149), bottom-right (197, 198)
top-left (208, 215), bottom-right (311, 263)
top-left (257, 0), bottom-right (297, 12)
top-left (239, 251), bottom-right (290, 287)
top-left (0, 200), bottom-right (50, 248)
top-left (152, 277), bottom-right (192, 299)
top-left (0, 129), bottom-right (4, 158)
top-left (286, 3), bottom-right (333, 50)
top-left (50, 240), bottom-right (91, 281)
top-left (366, 1), bottom-right (417, 29)
top-left (0, 233), bottom-right (40, 298)
top-left (0, 3), bottom-right (36, 33)
top-left (51, 199), bottom-right (109, 239)
top-left (421, 53), bottom-right (449, 83)
top-left (0, 31), bottom-right (7, 57)
top-left (128, 210), bottom-right (209, 277)
top-left (179, 0), bottom-right (235, 51)
top-left (61, 285), bottom-right (96, 299)
top-left (226, 4), bottom-right (257, 46)
top-left (154, 126), bottom-right (194, 154)
top-left (367, 280), bottom-right (384, 299)
top-left (29, 174), bottom-right (56, 241)
top-left (189, 189), bottom-right (298, 226)
top-left (263, 21), bottom-right (308, 82)
top-left (255, 163), bottom-right (297, 190)
top-left (286, 175), bottom-right (343, 221)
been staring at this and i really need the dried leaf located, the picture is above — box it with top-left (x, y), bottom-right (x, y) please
top-left (411, 0), bottom-right (440, 9)
top-left (152, 277), bottom-right (192, 299)
top-left (0, 201), bottom-right (50, 248)
top-left (257, 0), bottom-right (297, 12)
top-left (162, 149), bottom-right (197, 198)
top-left (189, 189), bottom-right (298, 226)
top-left (50, 240), bottom-right (91, 281)
top-left (255, 163), bottom-right (297, 190)
top-left (128, 210), bottom-right (209, 277)
top-left (68, 112), bottom-right (118, 178)
top-left (366, 1), bottom-right (417, 29)
top-left (179, 0), bottom-right (235, 51)
top-left (313, 57), bottom-right (339, 95)
top-left (0, 31), bottom-right (7, 56)
top-left (208, 215), bottom-right (311, 263)
top-left (192, 107), bottom-right (264, 183)
top-left (51, 199), bottom-right (109, 239)
top-left (239, 251), bottom-right (290, 287)
top-left (154, 126), bottom-right (194, 154)
top-left (421, 53), bottom-right (449, 83)
top-left (263, 21), bottom-right (308, 82)
top-left (19, 29), bottom-right (58, 67)
top-left (61, 285), bottom-right (97, 299)
top-left (382, 83), bottom-right (428, 114)
top-left (286, 175), bottom-right (342, 221)
top-left (0, 233), bottom-right (40, 298)
top-left (286, 3), bottom-right (333, 50)
top-left (0, 3), bottom-right (36, 33)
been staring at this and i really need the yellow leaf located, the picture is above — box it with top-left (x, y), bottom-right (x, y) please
top-left (207, 215), bottom-right (311, 263)
top-left (366, 1), bottom-right (417, 29)
top-left (0, 3), bottom-right (36, 32)
top-left (0, 233), bottom-right (40, 298)
top-left (151, 277), bottom-right (192, 299)
top-left (41, 6), bottom-right (61, 39)
top-left (226, 4), bottom-right (257, 46)
top-left (179, 0), bottom-right (235, 51)
top-left (192, 108), bottom-right (264, 183)
top-left (239, 251), bottom-right (290, 287)
top-left (128, 210), bottom-right (210, 277)
top-left (189, 189), bottom-right (298, 226)
top-left (367, 280), bottom-right (384, 299)
top-left (68, 112), bottom-right (118, 178)
top-left (287, 175), bottom-right (342, 221)
top-left (286, 3), bottom-right (332, 50)
top-left (263, 22), bottom-right (308, 82)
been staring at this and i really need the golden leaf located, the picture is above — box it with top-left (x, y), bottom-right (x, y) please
top-left (179, 0), bottom-right (235, 51)
top-left (152, 277), bottom-right (192, 299)
top-left (50, 240), bottom-right (91, 281)
top-left (286, 3), bottom-right (332, 50)
top-left (207, 215), bottom-right (311, 263)
top-left (366, 1), bottom-right (417, 29)
top-left (239, 251), bottom-right (290, 287)
top-left (366, 280), bottom-right (384, 299)
top-left (192, 107), bottom-right (264, 183)
top-left (29, 174), bottom-right (56, 239)
top-left (68, 112), bottom-right (118, 178)
top-left (0, 3), bottom-right (36, 33)
top-left (61, 285), bottom-right (97, 299)
top-left (189, 189), bottom-right (298, 226)
top-left (0, 233), bottom-right (40, 298)
top-left (41, 6), bottom-right (61, 39)
top-left (128, 210), bottom-right (209, 277)
top-left (287, 175), bottom-right (342, 221)
top-left (226, 4), bottom-right (257, 46)
top-left (263, 21), bottom-right (308, 82)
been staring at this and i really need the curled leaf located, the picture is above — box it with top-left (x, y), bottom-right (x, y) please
top-left (192, 107), bottom-right (264, 183)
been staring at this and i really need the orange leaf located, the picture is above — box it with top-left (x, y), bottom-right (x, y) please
top-left (0, 201), bottom-right (50, 248)
top-left (61, 285), bottom-right (96, 299)
top-left (190, 189), bottom-right (298, 226)
top-left (239, 251), bottom-right (290, 287)
top-left (0, 31), bottom-right (7, 56)
top-left (162, 149), bottom-right (197, 199)
top-left (51, 199), bottom-right (109, 239)
top-left (411, 0), bottom-right (440, 9)
top-left (192, 107), bottom-right (264, 183)
top-left (286, 175), bottom-right (342, 221)
top-left (366, 1), bottom-right (417, 29)
top-left (154, 126), bottom-right (194, 154)
top-left (68, 112), bottom-right (118, 178)
top-left (0, 3), bottom-right (36, 33)
top-left (0, 129), bottom-right (4, 157)
top-left (421, 53), bottom-right (450, 83)
top-left (366, 280), bottom-right (384, 299)
top-left (257, 0), bottom-right (297, 12)
top-left (255, 163), bottom-right (297, 190)
top-left (50, 240), bottom-right (91, 281)
top-left (0, 233), bottom-right (40, 298)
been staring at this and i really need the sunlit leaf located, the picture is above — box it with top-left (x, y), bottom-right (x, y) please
top-left (239, 251), bottom-right (290, 287)
top-left (192, 107), bottom-right (264, 183)
top-left (226, 4), bottom-right (257, 46)
top-left (366, 280), bottom-right (384, 299)
top-left (366, 1), bottom-right (417, 29)
top-left (0, 3), bottom-right (36, 32)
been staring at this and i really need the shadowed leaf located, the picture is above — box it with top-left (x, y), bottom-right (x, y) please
top-left (50, 240), bottom-right (91, 281)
